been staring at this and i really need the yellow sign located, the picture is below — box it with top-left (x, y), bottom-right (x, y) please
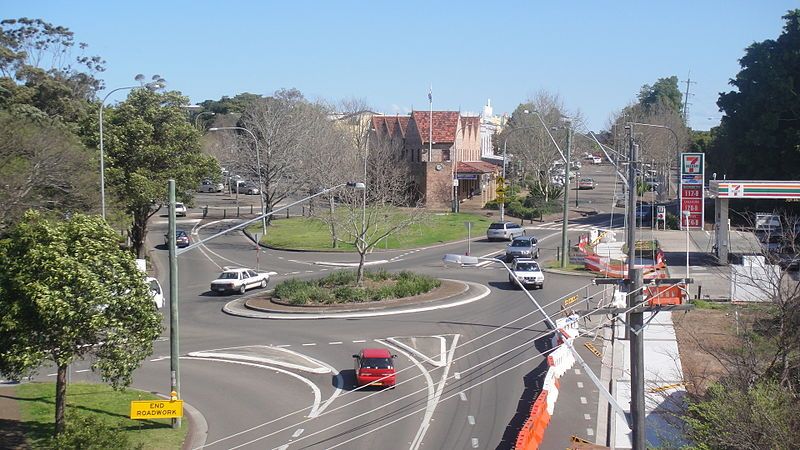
top-left (496, 193), bottom-right (505, 202)
top-left (563, 295), bottom-right (579, 306)
top-left (496, 176), bottom-right (505, 185)
top-left (130, 399), bottom-right (184, 419)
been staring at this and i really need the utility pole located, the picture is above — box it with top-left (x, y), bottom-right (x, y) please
top-left (167, 179), bottom-right (181, 429)
top-left (626, 127), bottom-right (645, 449)
top-left (560, 123), bottom-right (572, 268)
top-left (682, 71), bottom-right (695, 127)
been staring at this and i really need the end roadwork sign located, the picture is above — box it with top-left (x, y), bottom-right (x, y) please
top-left (130, 399), bottom-right (184, 419)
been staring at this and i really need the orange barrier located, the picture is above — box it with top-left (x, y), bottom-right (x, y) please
top-left (645, 284), bottom-right (687, 306)
top-left (515, 391), bottom-right (550, 449)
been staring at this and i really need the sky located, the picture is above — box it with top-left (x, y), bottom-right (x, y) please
top-left (4, 1), bottom-right (798, 131)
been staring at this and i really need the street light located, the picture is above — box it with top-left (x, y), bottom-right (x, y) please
top-left (208, 127), bottom-right (267, 236)
top-left (98, 77), bottom-right (165, 219)
top-left (626, 122), bottom-right (679, 198)
top-left (195, 111), bottom-right (215, 129)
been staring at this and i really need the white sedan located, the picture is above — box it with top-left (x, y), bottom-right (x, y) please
top-left (210, 267), bottom-right (270, 295)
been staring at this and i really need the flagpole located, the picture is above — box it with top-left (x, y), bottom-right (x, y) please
top-left (428, 85), bottom-right (433, 163)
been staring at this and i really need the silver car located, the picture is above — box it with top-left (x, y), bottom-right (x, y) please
top-left (508, 258), bottom-right (545, 289)
top-left (487, 221), bottom-right (525, 241)
top-left (506, 236), bottom-right (539, 259)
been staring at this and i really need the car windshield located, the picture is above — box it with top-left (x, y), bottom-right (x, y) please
top-left (581, 179), bottom-right (592, 182)
top-left (516, 263), bottom-right (539, 271)
top-left (511, 240), bottom-right (531, 247)
top-left (148, 280), bottom-right (161, 293)
top-left (360, 357), bottom-right (393, 369)
top-left (488, 223), bottom-right (505, 230)
top-left (219, 272), bottom-right (240, 280)
top-left (176, 203), bottom-right (185, 208)
top-left (176, 230), bottom-right (187, 237)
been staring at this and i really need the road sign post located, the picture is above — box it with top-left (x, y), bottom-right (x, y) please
top-left (464, 222), bottom-right (472, 255)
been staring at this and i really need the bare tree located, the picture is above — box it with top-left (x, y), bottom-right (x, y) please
top-left (0, 114), bottom-right (96, 234)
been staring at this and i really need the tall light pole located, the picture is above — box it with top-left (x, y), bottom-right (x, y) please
top-left (98, 78), bottom-right (164, 219)
top-left (561, 122), bottom-right (572, 268)
top-left (209, 127), bottom-right (267, 236)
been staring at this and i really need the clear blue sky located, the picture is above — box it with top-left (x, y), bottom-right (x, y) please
top-left (5, 1), bottom-right (798, 131)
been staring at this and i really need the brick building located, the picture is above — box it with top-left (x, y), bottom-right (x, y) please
top-left (371, 111), bottom-right (500, 209)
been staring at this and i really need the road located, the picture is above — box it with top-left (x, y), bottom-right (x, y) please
top-left (34, 163), bottom-right (625, 449)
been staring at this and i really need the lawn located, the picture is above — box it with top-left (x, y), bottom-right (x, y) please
top-left (253, 211), bottom-right (494, 250)
top-left (16, 382), bottom-right (187, 449)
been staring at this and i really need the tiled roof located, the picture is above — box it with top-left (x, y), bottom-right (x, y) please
top-left (371, 115), bottom-right (409, 139)
top-left (411, 111), bottom-right (460, 144)
top-left (457, 161), bottom-right (500, 174)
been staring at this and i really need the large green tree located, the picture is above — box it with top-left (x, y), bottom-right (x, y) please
top-left (87, 88), bottom-right (218, 257)
top-left (637, 76), bottom-right (683, 115)
top-left (0, 211), bottom-right (162, 436)
top-left (707, 10), bottom-right (800, 180)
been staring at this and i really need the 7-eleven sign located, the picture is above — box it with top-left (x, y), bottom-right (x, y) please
top-left (682, 153), bottom-right (703, 175)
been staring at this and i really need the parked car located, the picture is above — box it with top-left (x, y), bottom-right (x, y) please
top-left (578, 178), bottom-right (596, 190)
top-left (487, 221), bottom-right (525, 241)
top-left (353, 348), bottom-right (397, 388)
top-left (614, 193), bottom-right (626, 208)
top-left (164, 229), bottom-right (191, 248)
top-left (635, 203), bottom-right (653, 225)
top-left (146, 277), bottom-right (164, 309)
top-left (508, 258), bottom-right (545, 289)
top-left (210, 267), bottom-right (270, 295)
top-left (174, 202), bottom-right (187, 217)
top-left (506, 235), bottom-right (539, 259)
top-left (591, 156), bottom-right (603, 165)
top-left (236, 181), bottom-right (260, 195)
top-left (198, 179), bottom-right (224, 193)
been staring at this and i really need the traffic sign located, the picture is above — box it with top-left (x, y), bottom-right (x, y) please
top-left (130, 399), bottom-right (184, 419)
top-left (496, 176), bottom-right (505, 186)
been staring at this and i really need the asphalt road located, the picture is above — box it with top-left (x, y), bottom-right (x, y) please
top-left (32, 163), bottom-right (625, 449)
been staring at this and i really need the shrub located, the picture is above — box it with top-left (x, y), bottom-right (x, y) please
top-left (272, 270), bottom-right (440, 305)
top-left (50, 412), bottom-right (142, 450)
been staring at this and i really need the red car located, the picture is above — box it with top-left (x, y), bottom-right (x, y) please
top-left (353, 348), bottom-right (397, 388)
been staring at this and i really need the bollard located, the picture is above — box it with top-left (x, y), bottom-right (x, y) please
top-left (203, 205), bottom-right (208, 218)
top-left (237, 206), bottom-right (240, 217)
top-left (302, 206), bottom-right (305, 216)
top-left (286, 208), bottom-right (290, 219)
top-left (696, 285), bottom-right (702, 300)
top-left (556, 246), bottom-right (561, 261)
top-left (223, 209), bottom-right (226, 219)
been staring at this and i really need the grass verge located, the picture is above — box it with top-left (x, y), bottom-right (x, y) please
top-left (16, 382), bottom-right (187, 449)
top-left (251, 211), bottom-right (493, 250)
top-left (273, 269), bottom-right (441, 305)
top-left (542, 260), bottom-right (588, 271)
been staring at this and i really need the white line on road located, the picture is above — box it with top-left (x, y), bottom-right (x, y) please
top-left (47, 373), bottom-right (57, 377)
top-left (275, 344), bottom-right (291, 348)
top-left (301, 343), bottom-right (316, 346)
top-left (328, 341), bottom-right (342, 345)
top-left (471, 438), bottom-right (479, 448)
top-left (575, 368), bottom-right (582, 375)
top-left (587, 428), bottom-right (594, 436)
top-left (149, 356), bottom-right (169, 362)
top-left (75, 369), bottom-right (90, 373)
top-left (182, 357), bottom-right (323, 418)
top-left (291, 428), bottom-right (304, 438)
top-left (584, 413), bottom-right (591, 420)
top-left (577, 381), bottom-right (584, 388)
top-left (467, 415), bottom-right (475, 425)
top-left (454, 372), bottom-right (461, 380)
top-left (352, 339), bottom-right (366, 343)
top-left (459, 392), bottom-right (467, 401)
top-left (272, 446), bottom-right (288, 450)
top-left (580, 396), bottom-right (588, 404)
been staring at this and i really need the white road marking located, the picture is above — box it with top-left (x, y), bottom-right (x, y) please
top-left (273, 446), bottom-right (288, 450)
top-left (386, 335), bottom-right (447, 367)
top-left (352, 339), bottom-right (366, 343)
top-left (275, 344), bottom-right (291, 348)
top-left (149, 356), bottom-right (169, 362)
top-left (47, 373), bottom-right (57, 377)
top-left (311, 358), bottom-right (343, 417)
top-left (182, 357), bottom-right (322, 417)
top-left (291, 428), bottom-right (304, 438)
top-left (188, 349), bottom-right (330, 374)
top-left (587, 428), bottom-right (594, 436)
top-left (584, 413), bottom-right (591, 420)
top-left (580, 396), bottom-right (588, 404)
top-left (577, 381), bottom-right (584, 388)
top-left (467, 415), bottom-right (475, 425)
top-left (301, 343), bottom-right (316, 346)
top-left (459, 392), bottom-right (467, 401)
top-left (574, 368), bottom-right (582, 375)
top-left (75, 369), bottom-right (90, 373)
top-left (155, 337), bottom-right (168, 342)
top-left (328, 341), bottom-right (342, 345)
top-left (471, 438), bottom-right (479, 448)
top-left (454, 372), bottom-right (461, 380)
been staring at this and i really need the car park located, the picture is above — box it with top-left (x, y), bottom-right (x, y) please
top-left (353, 348), bottom-right (397, 388)
top-left (198, 179), bottom-right (224, 193)
top-left (578, 178), bottom-right (596, 190)
top-left (210, 267), bottom-right (270, 295)
top-left (164, 229), bottom-right (191, 248)
top-left (174, 202), bottom-right (187, 217)
top-left (506, 235), bottom-right (539, 259)
top-left (236, 181), bottom-right (260, 195)
top-left (487, 221), bottom-right (525, 241)
top-left (508, 258), bottom-right (545, 289)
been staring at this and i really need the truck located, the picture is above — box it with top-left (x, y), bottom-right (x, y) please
top-left (755, 213), bottom-right (782, 233)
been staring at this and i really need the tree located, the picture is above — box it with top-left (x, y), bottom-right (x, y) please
top-left (0, 211), bottom-right (162, 436)
top-left (706, 10), bottom-right (800, 180)
top-left (0, 112), bottom-right (97, 234)
top-left (0, 18), bottom-right (105, 129)
top-left (637, 76), bottom-right (683, 115)
top-left (88, 88), bottom-right (218, 257)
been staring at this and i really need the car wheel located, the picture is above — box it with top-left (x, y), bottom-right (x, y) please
top-left (239, 284), bottom-right (246, 295)
top-left (260, 279), bottom-right (267, 288)
top-left (535, 250), bottom-right (540, 259)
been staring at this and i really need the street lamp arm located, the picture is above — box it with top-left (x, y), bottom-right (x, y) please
top-left (528, 112), bottom-right (567, 163)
